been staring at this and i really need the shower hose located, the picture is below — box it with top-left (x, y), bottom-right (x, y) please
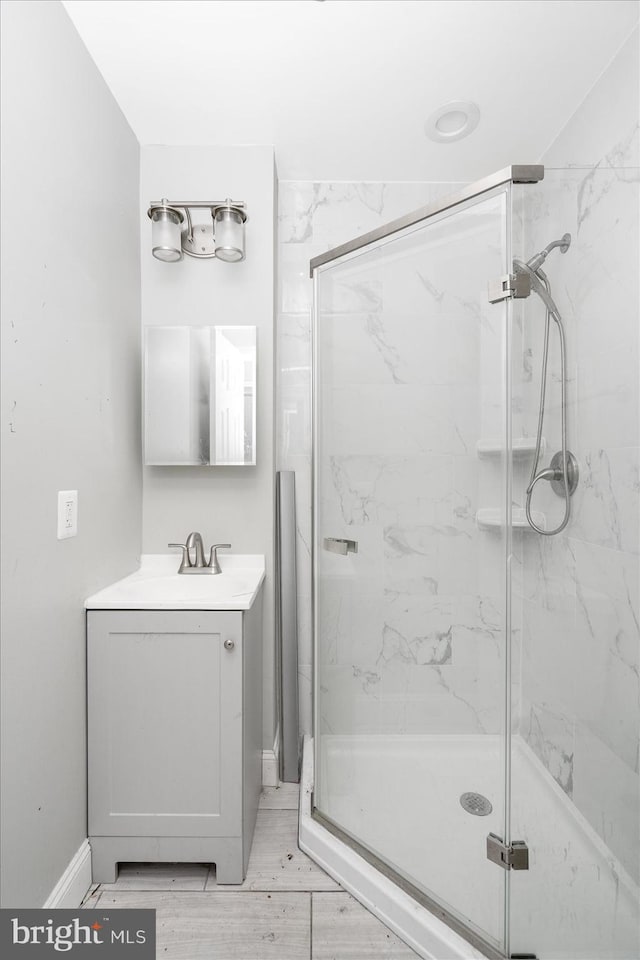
top-left (523, 268), bottom-right (572, 536)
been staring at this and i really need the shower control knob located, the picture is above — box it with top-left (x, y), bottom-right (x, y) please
top-left (223, 638), bottom-right (235, 651)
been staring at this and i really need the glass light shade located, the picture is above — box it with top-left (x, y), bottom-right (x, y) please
top-left (151, 208), bottom-right (183, 262)
top-left (214, 208), bottom-right (245, 262)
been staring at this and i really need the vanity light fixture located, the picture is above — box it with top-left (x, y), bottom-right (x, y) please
top-left (147, 198), bottom-right (247, 262)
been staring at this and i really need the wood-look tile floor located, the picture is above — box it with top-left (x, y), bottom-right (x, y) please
top-left (83, 783), bottom-right (419, 959)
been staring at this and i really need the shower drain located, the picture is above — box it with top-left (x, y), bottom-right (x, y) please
top-left (460, 792), bottom-right (493, 816)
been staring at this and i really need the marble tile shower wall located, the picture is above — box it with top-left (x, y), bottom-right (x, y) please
top-left (513, 136), bottom-right (639, 878)
top-left (277, 181), bottom-right (462, 736)
top-left (278, 181), bottom-right (518, 746)
top-left (276, 156), bottom-right (638, 883)
top-left (316, 198), bottom-right (513, 743)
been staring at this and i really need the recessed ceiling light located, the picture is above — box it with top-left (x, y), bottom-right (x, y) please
top-left (425, 101), bottom-right (480, 143)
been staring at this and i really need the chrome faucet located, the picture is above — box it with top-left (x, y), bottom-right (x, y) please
top-left (168, 533), bottom-right (231, 575)
top-left (186, 531), bottom-right (206, 568)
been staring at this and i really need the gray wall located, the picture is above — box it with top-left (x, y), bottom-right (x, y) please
top-left (140, 146), bottom-right (276, 753)
top-left (0, 0), bottom-right (141, 906)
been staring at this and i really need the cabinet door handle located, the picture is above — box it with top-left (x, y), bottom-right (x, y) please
top-left (224, 638), bottom-right (235, 651)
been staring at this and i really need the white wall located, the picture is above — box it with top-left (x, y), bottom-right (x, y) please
top-left (140, 146), bottom-right (276, 752)
top-left (0, 0), bottom-right (141, 906)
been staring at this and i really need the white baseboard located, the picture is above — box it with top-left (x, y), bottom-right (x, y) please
top-left (43, 839), bottom-right (92, 908)
top-left (262, 749), bottom-right (279, 786)
top-left (262, 727), bottom-right (281, 787)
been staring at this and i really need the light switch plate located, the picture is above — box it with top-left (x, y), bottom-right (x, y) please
top-left (57, 490), bottom-right (78, 539)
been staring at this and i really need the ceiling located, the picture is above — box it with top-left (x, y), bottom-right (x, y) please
top-left (62, 0), bottom-right (638, 182)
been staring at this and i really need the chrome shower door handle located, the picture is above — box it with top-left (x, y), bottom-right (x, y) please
top-left (323, 537), bottom-right (358, 556)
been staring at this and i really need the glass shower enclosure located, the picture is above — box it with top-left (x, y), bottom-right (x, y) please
top-left (310, 166), bottom-right (639, 959)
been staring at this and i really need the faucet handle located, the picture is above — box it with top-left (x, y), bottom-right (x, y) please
top-left (207, 543), bottom-right (231, 574)
top-left (168, 543), bottom-right (191, 571)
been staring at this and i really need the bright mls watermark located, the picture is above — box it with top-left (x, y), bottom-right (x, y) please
top-left (0, 910), bottom-right (155, 957)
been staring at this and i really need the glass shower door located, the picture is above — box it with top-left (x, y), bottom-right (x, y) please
top-left (507, 174), bottom-right (640, 960)
top-left (314, 186), bottom-right (514, 956)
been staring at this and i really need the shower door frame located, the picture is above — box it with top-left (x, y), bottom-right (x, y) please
top-left (309, 165), bottom-right (544, 960)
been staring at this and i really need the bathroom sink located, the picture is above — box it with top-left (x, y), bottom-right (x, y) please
top-left (85, 554), bottom-right (265, 610)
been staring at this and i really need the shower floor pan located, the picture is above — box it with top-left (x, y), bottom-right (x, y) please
top-left (300, 734), bottom-right (638, 960)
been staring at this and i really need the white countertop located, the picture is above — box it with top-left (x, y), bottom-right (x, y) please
top-left (85, 554), bottom-right (265, 611)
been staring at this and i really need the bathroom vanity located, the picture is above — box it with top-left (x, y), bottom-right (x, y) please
top-left (85, 555), bottom-right (265, 884)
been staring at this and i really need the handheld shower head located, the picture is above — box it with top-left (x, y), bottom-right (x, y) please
top-left (526, 233), bottom-right (571, 273)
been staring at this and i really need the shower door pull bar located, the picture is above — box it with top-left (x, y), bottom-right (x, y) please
top-left (323, 537), bottom-right (358, 556)
top-left (486, 833), bottom-right (529, 870)
top-left (488, 272), bottom-right (531, 303)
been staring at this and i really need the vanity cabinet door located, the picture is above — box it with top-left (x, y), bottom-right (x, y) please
top-left (88, 610), bottom-right (242, 839)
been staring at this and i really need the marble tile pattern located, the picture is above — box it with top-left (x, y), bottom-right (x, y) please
top-left (278, 180), bottom-right (463, 738)
top-left (512, 46), bottom-right (640, 883)
top-left (277, 179), bottom-right (518, 743)
top-left (276, 30), bottom-right (639, 894)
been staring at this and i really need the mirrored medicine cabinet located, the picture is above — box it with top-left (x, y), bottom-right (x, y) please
top-left (144, 325), bottom-right (256, 466)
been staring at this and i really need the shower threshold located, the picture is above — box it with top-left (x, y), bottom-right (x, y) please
top-left (299, 735), bottom-right (638, 960)
top-left (299, 737), bottom-right (495, 960)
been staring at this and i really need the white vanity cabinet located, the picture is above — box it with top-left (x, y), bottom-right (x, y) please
top-left (87, 596), bottom-right (263, 884)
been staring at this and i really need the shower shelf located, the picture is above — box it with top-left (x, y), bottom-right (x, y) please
top-left (476, 437), bottom-right (545, 458)
top-left (476, 507), bottom-right (546, 531)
